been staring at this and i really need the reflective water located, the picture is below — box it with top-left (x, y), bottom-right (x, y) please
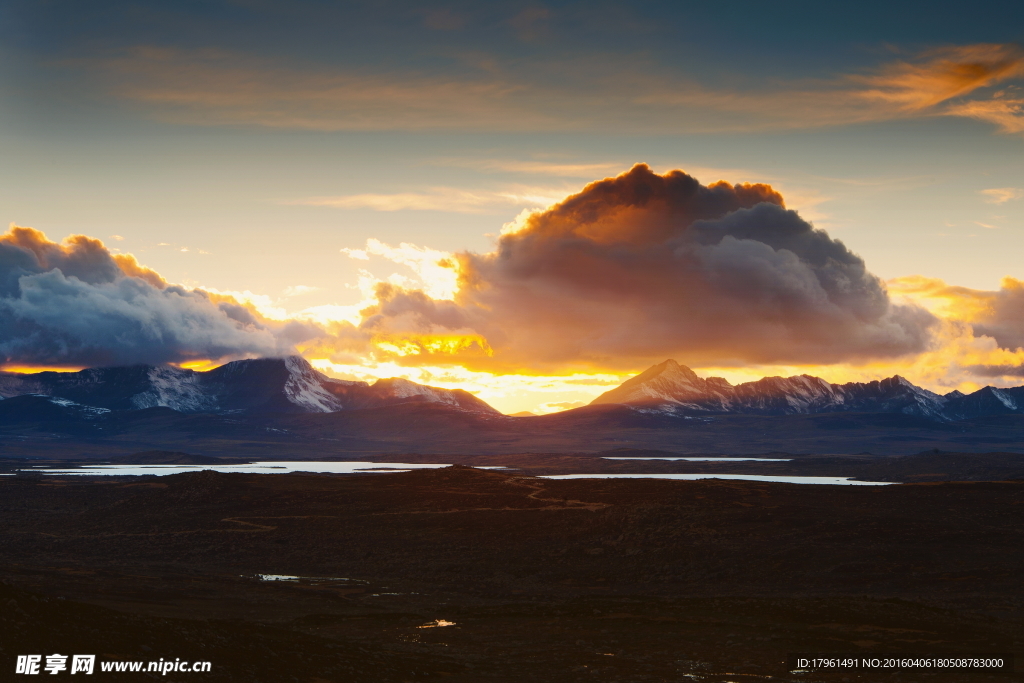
top-left (417, 619), bottom-right (456, 628)
top-left (23, 461), bottom-right (462, 476)
top-left (602, 457), bottom-right (792, 462)
top-left (17, 462), bottom-right (889, 484)
top-left (540, 473), bottom-right (893, 485)
top-left (254, 574), bottom-right (366, 585)
top-left (257, 574), bottom-right (302, 581)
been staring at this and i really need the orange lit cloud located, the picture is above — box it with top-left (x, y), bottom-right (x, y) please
top-left (945, 98), bottom-right (1024, 134)
top-left (347, 165), bottom-right (935, 372)
top-left (849, 44), bottom-right (1024, 111)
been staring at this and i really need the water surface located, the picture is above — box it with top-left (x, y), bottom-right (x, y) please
top-left (23, 461), bottom-right (459, 476)
top-left (602, 457), bottom-right (792, 462)
top-left (18, 462), bottom-right (889, 484)
top-left (541, 473), bottom-right (892, 485)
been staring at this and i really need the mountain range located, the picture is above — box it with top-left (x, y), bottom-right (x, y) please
top-left (1, 355), bottom-right (1023, 423)
top-left (0, 356), bottom-right (496, 416)
top-left (591, 359), bottom-right (1024, 422)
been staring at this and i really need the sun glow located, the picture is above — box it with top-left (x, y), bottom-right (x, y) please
top-left (343, 238), bottom-right (461, 300)
top-left (0, 365), bottom-right (86, 374)
top-left (371, 333), bottom-right (493, 359)
top-left (309, 358), bottom-right (626, 415)
top-left (174, 359), bottom-right (223, 372)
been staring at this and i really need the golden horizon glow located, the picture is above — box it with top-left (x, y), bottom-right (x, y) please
top-left (371, 333), bottom-right (493, 359)
top-left (308, 358), bottom-right (627, 415)
top-left (0, 365), bottom-right (87, 374)
top-left (174, 360), bottom-right (224, 372)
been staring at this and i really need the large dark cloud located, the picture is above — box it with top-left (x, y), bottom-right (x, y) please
top-left (0, 227), bottom-right (304, 366)
top-left (361, 164), bottom-right (936, 370)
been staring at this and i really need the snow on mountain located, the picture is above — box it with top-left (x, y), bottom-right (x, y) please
top-left (591, 360), bottom-right (981, 420)
top-left (130, 366), bottom-right (217, 412)
top-left (942, 385), bottom-right (1024, 420)
top-left (4, 355), bottom-right (1022, 421)
top-left (368, 377), bottom-right (499, 414)
top-left (44, 395), bottom-right (112, 417)
top-left (282, 356), bottom-right (346, 413)
top-left (0, 356), bottom-right (499, 415)
top-left (592, 360), bottom-right (733, 410)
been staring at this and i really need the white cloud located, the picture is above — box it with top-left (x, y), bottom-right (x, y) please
top-left (282, 285), bottom-right (319, 297)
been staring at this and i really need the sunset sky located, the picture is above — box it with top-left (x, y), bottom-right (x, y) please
top-left (2, 1), bottom-right (1024, 414)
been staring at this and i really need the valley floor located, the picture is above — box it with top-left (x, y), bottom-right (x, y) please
top-left (1, 466), bottom-right (1022, 682)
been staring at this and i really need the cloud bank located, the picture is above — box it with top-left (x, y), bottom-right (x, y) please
top-left (0, 226), bottom-right (318, 366)
top-left (358, 164), bottom-right (936, 371)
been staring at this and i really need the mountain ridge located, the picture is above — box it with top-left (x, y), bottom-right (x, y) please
top-left (0, 356), bottom-right (499, 416)
top-left (590, 359), bottom-right (1023, 421)
top-left (2, 356), bottom-right (1023, 423)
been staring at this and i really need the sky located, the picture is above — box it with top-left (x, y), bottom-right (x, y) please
top-left (2, 0), bottom-right (1024, 414)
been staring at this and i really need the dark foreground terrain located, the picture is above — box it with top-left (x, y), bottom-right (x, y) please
top-left (2, 466), bottom-right (1022, 682)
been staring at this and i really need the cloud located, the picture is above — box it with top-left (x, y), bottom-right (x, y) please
top-left (298, 187), bottom-right (566, 213)
top-left (430, 158), bottom-right (627, 178)
top-left (6, 172), bottom-right (1024, 409)
top-left (282, 285), bottom-right (319, 297)
top-left (848, 44), bottom-right (1024, 111)
top-left (945, 97), bottom-right (1024, 134)
top-left (966, 363), bottom-right (1024, 378)
top-left (980, 187), bottom-right (1024, 204)
top-left (0, 226), bottom-right (323, 367)
top-left (971, 277), bottom-right (1024, 352)
top-left (342, 239), bottom-right (461, 300)
top-left (887, 274), bottom-right (1024, 352)
top-left (639, 44), bottom-right (1024, 133)
top-left (883, 275), bottom-right (1024, 384)
top-left (81, 46), bottom-right (563, 133)
top-left (354, 164), bottom-right (936, 371)
top-left (74, 43), bottom-right (1024, 135)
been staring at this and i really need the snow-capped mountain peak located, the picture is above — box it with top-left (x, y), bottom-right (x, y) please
top-left (589, 360), bottom-right (1008, 421)
top-left (0, 355), bottom-right (499, 415)
top-left (282, 356), bottom-right (345, 413)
